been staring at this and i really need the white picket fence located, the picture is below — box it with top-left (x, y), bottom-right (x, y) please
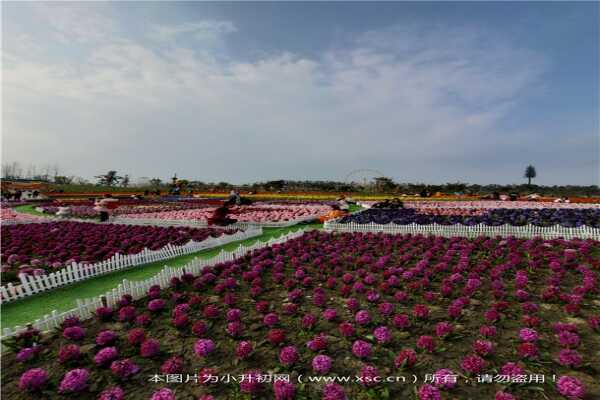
top-left (324, 221), bottom-right (600, 240)
top-left (1, 228), bottom-right (308, 343)
top-left (0, 227), bottom-right (263, 304)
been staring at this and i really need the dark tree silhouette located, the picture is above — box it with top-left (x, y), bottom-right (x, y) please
top-left (95, 171), bottom-right (122, 187)
top-left (524, 165), bottom-right (537, 186)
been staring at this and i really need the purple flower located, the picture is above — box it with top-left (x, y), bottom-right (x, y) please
top-left (227, 321), bottom-right (244, 337)
top-left (96, 330), bottom-right (119, 346)
top-left (161, 356), bottom-right (184, 374)
top-left (279, 346), bottom-right (300, 365)
top-left (312, 355), bottom-right (333, 374)
top-left (119, 306), bottom-right (137, 322)
top-left (435, 322), bottom-right (454, 338)
top-left (307, 335), bottom-right (328, 352)
top-left (393, 314), bottom-right (411, 329)
top-left (495, 391), bottom-right (517, 400)
top-left (63, 326), bottom-right (86, 341)
top-left (373, 326), bottom-right (392, 344)
top-left (500, 362), bottom-right (525, 377)
top-left (432, 368), bottom-right (457, 389)
top-left (557, 376), bottom-right (586, 399)
top-left (558, 331), bottom-right (581, 348)
top-left (302, 313), bottom-right (318, 329)
top-left (519, 328), bottom-right (539, 342)
top-left (148, 299), bottom-right (166, 312)
top-left (99, 386), bottom-right (125, 400)
top-left (96, 306), bottom-right (114, 322)
top-left (59, 368), bottom-right (90, 393)
top-left (237, 341), bottom-right (253, 359)
top-left (194, 339), bottom-right (216, 357)
top-left (16, 347), bottom-right (37, 363)
top-left (323, 308), bottom-right (338, 321)
top-left (461, 355), bottom-right (487, 374)
top-left (59, 344), bottom-right (81, 363)
top-left (322, 383), bottom-right (346, 400)
top-left (110, 359), bottom-right (141, 379)
top-left (19, 368), bottom-right (49, 392)
top-left (395, 348), bottom-right (417, 369)
top-left (417, 335), bottom-right (436, 353)
top-left (226, 308), bottom-right (242, 321)
top-left (558, 349), bottom-right (583, 368)
top-left (273, 380), bottom-right (297, 400)
top-left (352, 340), bottom-right (372, 358)
top-left (480, 325), bottom-right (497, 337)
top-left (95, 347), bottom-right (119, 366)
top-left (359, 364), bottom-right (380, 387)
top-left (355, 310), bottom-right (371, 325)
top-left (418, 384), bottom-right (442, 400)
top-left (473, 339), bottom-right (495, 357)
top-left (264, 313), bottom-right (280, 326)
top-left (339, 322), bottom-right (356, 337)
top-left (240, 370), bottom-right (264, 394)
top-left (141, 339), bottom-right (161, 358)
top-left (151, 388), bottom-right (176, 400)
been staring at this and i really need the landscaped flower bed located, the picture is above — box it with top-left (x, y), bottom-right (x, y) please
top-left (340, 208), bottom-right (600, 227)
top-left (120, 205), bottom-right (331, 224)
top-left (2, 231), bottom-right (598, 399)
top-left (0, 222), bottom-right (238, 283)
top-left (0, 208), bottom-right (46, 223)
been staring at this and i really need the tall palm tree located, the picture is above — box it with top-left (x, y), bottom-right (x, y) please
top-left (524, 165), bottom-right (537, 186)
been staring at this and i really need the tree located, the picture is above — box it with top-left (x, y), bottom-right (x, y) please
top-left (374, 177), bottom-right (396, 193)
top-left (524, 165), bottom-right (537, 186)
top-left (95, 171), bottom-right (122, 186)
top-left (54, 176), bottom-right (74, 185)
top-left (121, 175), bottom-right (130, 188)
top-left (149, 178), bottom-right (162, 188)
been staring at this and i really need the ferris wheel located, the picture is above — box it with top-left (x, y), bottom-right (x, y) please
top-left (344, 169), bottom-right (386, 186)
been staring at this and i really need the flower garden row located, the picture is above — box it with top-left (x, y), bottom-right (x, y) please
top-left (2, 231), bottom-right (598, 399)
top-left (1, 208), bottom-right (46, 223)
top-left (118, 205), bottom-right (331, 224)
top-left (360, 201), bottom-right (600, 210)
top-left (340, 208), bottom-right (600, 228)
top-left (0, 222), bottom-right (238, 283)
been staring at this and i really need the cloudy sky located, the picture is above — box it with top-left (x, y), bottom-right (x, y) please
top-left (2, 2), bottom-right (598, 185)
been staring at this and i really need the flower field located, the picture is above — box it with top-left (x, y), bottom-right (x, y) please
top-left (1, 207), bottom-right (46, 223)
top-left (2, 231), bottom-right (599, 399)
top-left (0, 222), bottom-right (238, 283)
top-left (340, 208), bottom-right (600, 228)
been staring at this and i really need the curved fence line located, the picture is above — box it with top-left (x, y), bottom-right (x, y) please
top-left (0, 228), bottom-right (308, 343)
top-left (110, 215), bottom-right (317, 228)
top-left (324, 220), bottom-right (600, 240)
top-left (0, 227), bottom-right (263, 304)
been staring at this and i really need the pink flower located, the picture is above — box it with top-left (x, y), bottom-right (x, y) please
top-left (479, 325), bottom-right (497, 337)
top-left (302, 313), bottom-right (318, 329)
top-left (519, 328), bottom-right (539, 342)
top-left (359, 365), bottom-right (380, 387)
top-left (307, 335), bottom-right (328, 352)
top-left (59, 368), bottom-right (89, 393)
top-left (237, 341), bottom-right (253, 359)
top-left (339, 322), bottom-right (356, 337)
top-left (279, 346), bottom-right (300, 365)
top-left (96, 330), bottom-right (118, 346)
top-left (495, 391), bottom-right (517, 400)
top-left (500, 362), bottom-right (525, 377)
top-left (413, 304), bottom-right (430, 319)
top-left (557, 376), bottom-right (586, 399)
top-left (240, 370), bottom-right (264, 394)
top-left (194, 339), bottom-right (216, 357)
top-left (141, 339), bottom-right (161, 358)
top-left (192, 320), bottom-right (208, 337)
top-left (352, 340), bottom-right (373, 358)
top-left (417, 335), bottom-right (436, 353)
top-left (518, 342), bottom-right (539, 359)
top-left (558, 331), bottom-right (581, 348)
top-left (418, 384), bottom-right (442, 400)
top-left (110, 359), bottom-right (140, 379)
top-left (473, 339), bottom-right (495, 357)
top-left (395, 348), bottom-right (417, 368)
top-left (161, 356), bottom-right (184, 374)
top-left (19, 368), bottom-right (49, 392)
top-left (558, 349), bottom-right (583, 368)
top-left (435, 322), bottom-right (454, 338)
top-left (393, 314), bottom-right (411, 329)
top-left (227, 321), bottom-right (244, 337)
top-left (63, 326), bottom-right (86, 341)
top-left (147, 299), bottom-right (166, 312)
top-left (312, 355), bottom-right (333, 374)
top-left (59, 344), bottom-right (81, 363)
top-left (274, 380), bottom-right (297, 400)
top-left (95, 347), bottom-right (119, 366)
top-left (322, 383), bottom-right (346, 400)
top-left (128, 328), bottom-right (146, 346)
top-left (432, 368), bottom-right (457, 389)
top-left (323, 308), bottom-right (338, 321)
top-left (355, 310), bottom-right (371, 325)
top-left (461, 354), bottom-right (487, 374)
top-left (373, 326), bottom-right (392, 344)
top-left (99, 386), bottom-right (125, 400)
top-left (151, 388), bottom-right (176, 400)
top-left (264, 313), bottom-right (280, 326)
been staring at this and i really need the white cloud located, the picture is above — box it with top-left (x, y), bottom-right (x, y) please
top-left (4, 12), bottom-right (595, 184)
top-left (149, 20), bottom-right (237, 42)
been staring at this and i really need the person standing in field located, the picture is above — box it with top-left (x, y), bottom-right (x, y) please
top-left (94, 194), bottom-right (118, 222)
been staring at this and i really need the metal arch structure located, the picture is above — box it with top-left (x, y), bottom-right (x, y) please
top-left (344, 169), bottom-right (386, 186)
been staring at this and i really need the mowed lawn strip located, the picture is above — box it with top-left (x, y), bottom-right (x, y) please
top-left (1, 224), bottom-right (319, 330)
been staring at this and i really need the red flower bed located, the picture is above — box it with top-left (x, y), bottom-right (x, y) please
top-left (1, 231), bottom-right (599, 399)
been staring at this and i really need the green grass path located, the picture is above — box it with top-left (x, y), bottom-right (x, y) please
top-left (1, 224), bottom-right (321, 330)
top-left (14, 204), bottom-right (49, 217)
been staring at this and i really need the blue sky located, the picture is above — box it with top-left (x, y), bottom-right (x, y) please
top-left (3, 2), bottom-right (598, 185)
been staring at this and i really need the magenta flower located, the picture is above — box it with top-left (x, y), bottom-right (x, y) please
top-left (432, 368), bottom-right (457, 389)
top-left (227, 321), bottom-right (244, 337)
top-left (393, 314), bottom-right (411, 329)
top-left (150, 388), bottom-right (176, 400)
top-left (557, 376), bottom-right (586, 399)
top-left (395, 348), bottom-right (417, 369)
top-left (519, 328), bottom-right (539, 342)
top-left (302, 313), bottom-right (318, 329)
top-left (500, 362), bottom-right (525, 377)
top-left (323, 308), bottom-right (338, 321)
top-left (413, 304), bottom-right (430, 319)
top-left (99, 386), bottom-right (125, 400)
top-left (373, 326), bottom-right (392, 344)
top-left (558, 349), bottom-right (583, 368)
top-left (18, 368), bottom-right (49, 392)
top-left (237, 341), bottom-right (253, 359)
top-left (148, 299), bottom-right (166, 312)
top-left (558, 331), bottom-right (581, 348)
top-left (16, 347), bottom-right (36, 363)
top-left (339, 322), bottom-right (356, 338)
top-left (95, 347), bottom-right (119, 366)
top-left (96, 306), bottom-right (114, 322)
top-left (355, 310), bottom-right (371, 325)
top-left (307, 335), bottom-right (328, 352)
top-left (359, 364), bottom-right (380, 387)
top-left (59, 344), bottom-right (81, 363)
top-left (279, 346), bottom-right (300, 365)
top-left (312, 355), bottom-right (333, 374)
top-left (418, 384), bottom-right (442, 400)
top-left (195, 339), bottom-right (216, 357)
top-left (518, 342), bottom-right (539, 359)
top-left (352, 340), bottom-right (373, 358)
top-left (118, 306), bottom-right (136, 322)
top-left (128, 328), bottom-right (146, 346)
top-left (274, 380), bottom-right (297, 400)
top-left (240, 370), bottom-right (264, 394)
top-left (264, 313), bottom-right (280, 326)
top-left (96, 330), bottom-right (119, 347)
top-left (417, 335), bottom-right (436, 353)
top-left (322, 383), bottom-right (347, 400)
top-left (192, 320), bottom-right (208, 337)
top-left (226, 308), bottom-right (242, 321)
top-left (495, 391), bottom-right (517, 400)
top-left (161, 356), bottom-right (184, 374)
top-left (461, 355), bottom-right (487, 374)
top-left (473, 339), bottom-right (495, 357)
top-left (110, 359), bottom-right (141, 379)
top-left (141, 339), bottom-right (161, 358)
top-left (59, 368), bottom-right (90, 393)
top-left (63, 326), bottom-right (86, 341)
